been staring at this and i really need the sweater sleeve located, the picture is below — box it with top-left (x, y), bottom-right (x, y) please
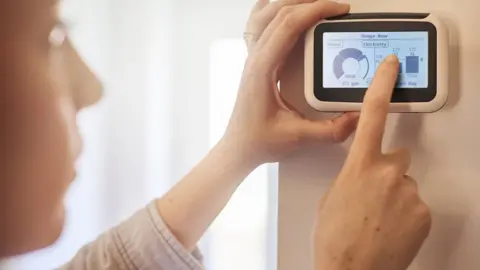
top-left (58, 201), bottom-right (204, 270)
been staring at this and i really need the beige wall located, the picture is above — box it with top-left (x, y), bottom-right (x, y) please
top-left (278, 1), bottom-right (480, 269)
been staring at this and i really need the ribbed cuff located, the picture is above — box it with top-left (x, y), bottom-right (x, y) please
top-left (114, 201), bottom-right (204, 270)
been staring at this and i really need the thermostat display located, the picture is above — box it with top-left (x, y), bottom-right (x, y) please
top-left (322, 31), bottom-right (428, 88)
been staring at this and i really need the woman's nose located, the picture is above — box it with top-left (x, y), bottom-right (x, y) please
top-left (74, 67), bottom-right (103, 110)
top-left (65, 39), bottom-right (103, 110)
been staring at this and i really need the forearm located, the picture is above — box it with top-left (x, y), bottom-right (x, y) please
top-left (314, 241), bottom-right (377, 270)
top-left (316, 259), bottom-right (372, 270)
top-left (156, 138), bottom-right (258, 251)
top-left (61, 139), bottom-right (251, 269)
top-left (60, 202), bottom-right (204, 270)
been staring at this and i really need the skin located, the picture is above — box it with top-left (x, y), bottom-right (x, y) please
top-left (0, 0), bottom-right (432, 269)
top-left (0, 0), bottom-right (102, 255)
top-left (314, 56), bottom-right (432, 270)
top-left (0, 0), bottom-right (357, 256)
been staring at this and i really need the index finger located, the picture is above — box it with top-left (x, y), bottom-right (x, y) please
top-left (350, 54), bottom-right (399, 159)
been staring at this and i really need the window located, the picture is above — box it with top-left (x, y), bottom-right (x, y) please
top-left (207, 39), bottom-right (277, 270)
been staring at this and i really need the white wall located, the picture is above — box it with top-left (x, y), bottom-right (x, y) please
top-left (278, 1), bottom-right (480, 270)
top-left (170, 0), bottom-right (254, 179)
top-left (101, 0), bottom-right (177, 226)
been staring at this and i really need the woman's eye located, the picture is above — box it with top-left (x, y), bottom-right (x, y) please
top-left (49, 22), bottom-right (68, 48)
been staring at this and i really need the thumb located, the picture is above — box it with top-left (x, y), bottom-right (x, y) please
top-left (298, 112), bottom-right (360, 143)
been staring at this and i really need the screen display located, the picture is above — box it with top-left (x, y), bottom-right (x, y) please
top-left (322, 31), bottom-right (428, 88)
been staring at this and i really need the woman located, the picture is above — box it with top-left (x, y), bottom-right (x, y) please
top-left (0, 0), bottom-right (432, 269)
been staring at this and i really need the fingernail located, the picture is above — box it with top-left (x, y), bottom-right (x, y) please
top-left (385, 54), bottom-right (399, 63)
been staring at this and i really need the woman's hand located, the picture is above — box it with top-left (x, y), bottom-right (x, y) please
top-left (223, 0), bottom-right (359, 165)
top-left (157, 0), bottom-right (359, 253)
top-left (244, 0), bottom-right (330, 51)
top-left (314, 56), bottom-right (432, 270)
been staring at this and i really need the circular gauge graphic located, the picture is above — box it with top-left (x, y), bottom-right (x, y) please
top-left (333, 48), bottom-right (369, 80)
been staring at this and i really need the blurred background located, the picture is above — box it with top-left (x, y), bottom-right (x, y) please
top-left (1, 0), bottom-right (278, 269)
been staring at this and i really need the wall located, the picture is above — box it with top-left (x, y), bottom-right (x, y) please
top-left (170, 0), bottom-right (254, 179)
top-left (277, 1), bottom-right (480, 270)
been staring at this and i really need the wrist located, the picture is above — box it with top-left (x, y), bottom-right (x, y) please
top-left (211, 137), bottom-right (261, 176)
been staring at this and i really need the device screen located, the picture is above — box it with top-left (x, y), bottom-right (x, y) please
top-left (322, 31), bottom-right (428, 88)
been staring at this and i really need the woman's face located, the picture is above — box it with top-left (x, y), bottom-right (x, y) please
top-left (0, 0), bottom-right (102, 256)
